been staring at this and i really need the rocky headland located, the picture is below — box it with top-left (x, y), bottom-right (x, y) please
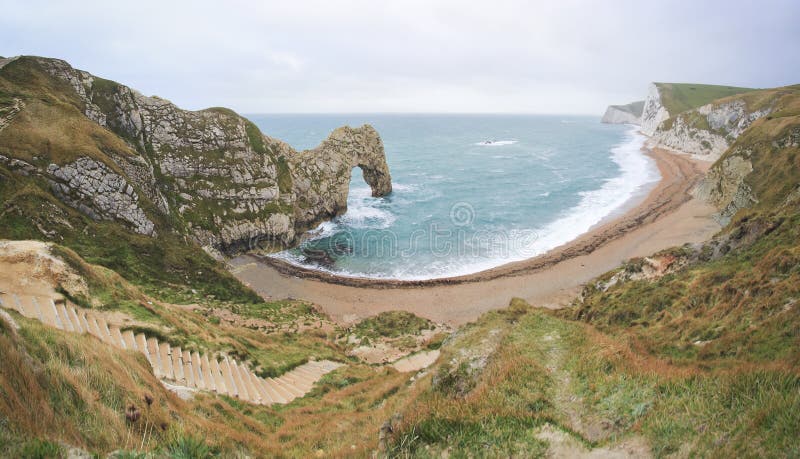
top-left (600, 100), bottom-right (643, 125)
top-left (0, 56), bottom-right (391, 255)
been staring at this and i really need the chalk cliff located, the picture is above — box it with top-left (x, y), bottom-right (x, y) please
top-left (600, 100), bottom-right (643, 125)
top-left (650, 96), bottom-right (775, 160)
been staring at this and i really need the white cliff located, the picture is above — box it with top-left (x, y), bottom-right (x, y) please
top-left (601, 100), bottom-right (644, 125)
top-left (651, 99), bottom-right (773, 160)
top-left (640, 83), bottom-right (671, 136)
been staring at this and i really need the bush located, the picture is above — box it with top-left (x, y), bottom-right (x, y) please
top-left (163, 434), bottom-right (214, 459)
top-left (19, 439), bottom-right (63, 459)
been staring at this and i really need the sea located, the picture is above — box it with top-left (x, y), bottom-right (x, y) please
top-left (247, 114), bottom-right (659, 280)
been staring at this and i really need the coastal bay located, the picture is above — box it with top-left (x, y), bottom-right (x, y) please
top-left (231, 147), bottom-right (720, 325)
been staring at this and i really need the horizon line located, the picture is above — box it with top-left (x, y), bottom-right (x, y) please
top-left (240, 112), bottom-right (603, 116)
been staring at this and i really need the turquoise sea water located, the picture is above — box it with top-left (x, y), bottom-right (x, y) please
top-left (248, 115), bottom-right (659, 280)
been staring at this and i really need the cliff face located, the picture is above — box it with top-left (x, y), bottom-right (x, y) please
top-left (650, 95), bottom-right (776, 160)
top-left (600, 100), bottom-right (643, 125)
top-left (0, 56), bottom-right (391, 254)
top-left (640, 83), bottom-right (671, 135)
top-left (607, 82), bottom-right (799, 223)
top-left (694, 97), bottom-right (800, 223)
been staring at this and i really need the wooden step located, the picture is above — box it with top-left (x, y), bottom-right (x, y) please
top-left (136, 333), bottom-right (157, 369)
top-left (86, 315), bottom-right (104, 340)
top-left (96, 318), bottom-right (115, 345)
top-left (14, 294), bottom-right (34, 319)
top-left (292, 366), bottom-right (321, 380)
top-left (158, 342), bottom-right (174, 379)
top-left (182, 350), bottom-right (196, 388)
top-left (272, 376), bottom-right (304, 398)
top-left (122, 330), bottom-right (137, 351)
top-left (280, 371), bottom-right (314, 390)
top-left (56, 302), bottom-right (74, 332)
top-left (210, 358), bottom-right (228, 395)
top-left (200, 354), bottom-right (216, 392)
top-left (221, 357), bottom-right (239, 398)
top-left (79, 311), bottom-right (92, 335)
top-left (110, 327), bottom-right (126, 349)
top-left (39, 297), bottom-right (62, 329)
top-left (246, 371), bottom-right (268, 405)
top-left (171, 346), bottom-right (185, 383)
top-left (267, 377), bottom-right (295, 402)
top-left (191, 352), bottom-right (205, 390)
top-left (258, 377), bottom-right (285, 404)
top-left (229, 359), bottom-right (246, 400)
top-left (251, 373), bottom-right (274, 404)
top-left (68, 306), bottom-right (84, 334)
top-left (147, 338), bottom-right (164, 378)
top-left (238, 364), bottom-right (260, 403)
top-left (31, 296), bottom-right (46, 323)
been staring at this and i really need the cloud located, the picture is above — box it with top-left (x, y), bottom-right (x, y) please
top-left (1, 0), bottom-right (798, 113)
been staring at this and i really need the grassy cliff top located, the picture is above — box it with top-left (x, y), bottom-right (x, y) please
top-left (655, 82), bottom-right (757, 114)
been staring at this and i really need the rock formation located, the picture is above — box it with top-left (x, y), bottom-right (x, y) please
top-left (640, 83), bottom-right (671, 136)
top-left (0, 56), bottom-right (392, 254)
top-left (606, 82), bottom-right (799, 223)
top-left (649, 98), bottom-right (774, 160)
top-left (600, 100), bottom-right (643, 125)
top-left (695, 124), bottom-right (800, 224)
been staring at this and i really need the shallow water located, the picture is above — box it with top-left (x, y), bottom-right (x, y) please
top-left (248, 114), bottom-right (659, 280)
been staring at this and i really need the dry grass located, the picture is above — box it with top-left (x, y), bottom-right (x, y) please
top-left (0, 310), bottom-right (428, 457)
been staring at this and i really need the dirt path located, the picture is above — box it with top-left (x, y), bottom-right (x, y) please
top-left (535, 330), bottom-right (652, 458)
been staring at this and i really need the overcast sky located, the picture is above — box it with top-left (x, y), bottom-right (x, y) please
top-left (2, 0), bottom-right (798, 114)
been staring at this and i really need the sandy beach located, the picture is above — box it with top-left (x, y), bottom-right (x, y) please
top-left (230, 147), bottom-right (721, 326)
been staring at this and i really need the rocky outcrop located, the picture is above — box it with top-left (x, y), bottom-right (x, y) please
top-left (693, 152), bottom-right (757, 224)
top-left (650, 99), bottom-right (773, 160)
top-left (694, 125), bottom-right (800, 224)
top-left (640, 83), bottom-right (671, 136)
top-left (46, 158), bottom-right (156, 236)
top-left (0, 56), bottom-right (392, 253)
top-left (601, 100), bottom-right (643, 125)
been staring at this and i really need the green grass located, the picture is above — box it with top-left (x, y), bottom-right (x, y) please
top-left (656, 82), bottom-right (756, 115)
top-left (352, 311), bottom-right (434, 340)
top-left (391, 305), bottom-right (800, 457)
top-left (162, 433), bottom-right (216, 458)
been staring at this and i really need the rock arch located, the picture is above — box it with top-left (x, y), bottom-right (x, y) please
top-left (288, 124), bottom-right (393, 234)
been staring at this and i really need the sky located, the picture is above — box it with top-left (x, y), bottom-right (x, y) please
top-left (1, 0), bottom-right (798, 114)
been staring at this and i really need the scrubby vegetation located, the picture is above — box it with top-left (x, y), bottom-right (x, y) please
top-left (353, 310), bottom-right (435, 340)
top-left (388, 302), bottom-right (800, 457)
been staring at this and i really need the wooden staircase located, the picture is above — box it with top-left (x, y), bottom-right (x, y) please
top-left (0, 292), bottom-right (342, 405)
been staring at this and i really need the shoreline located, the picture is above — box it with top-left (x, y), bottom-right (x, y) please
top-left (230, 147), bottom-right (721, 325)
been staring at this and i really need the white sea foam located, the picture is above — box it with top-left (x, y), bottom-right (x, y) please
top-left (511, 128), bottom-right (659, 260)
top-left (337, 187), bottom-right (396, 229)
top-left (474, 140), bottom-right (518, 146)
top-left (391, 183), bottom-right (418, 192)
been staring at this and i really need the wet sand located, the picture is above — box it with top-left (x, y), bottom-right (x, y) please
top-left (230, 148), bottom-right (720, 326)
